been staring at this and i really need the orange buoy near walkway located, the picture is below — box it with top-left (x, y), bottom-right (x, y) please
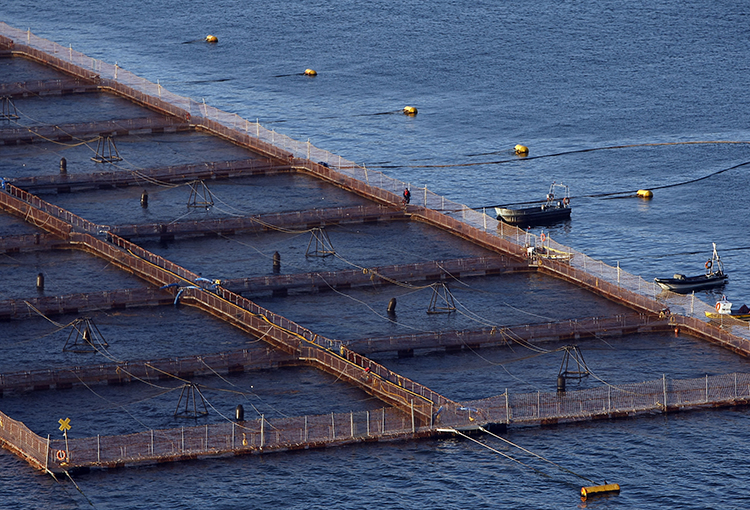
top-left (581, 483), bottom-right (620, 499)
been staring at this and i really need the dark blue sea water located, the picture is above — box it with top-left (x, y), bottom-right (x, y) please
top-left (3, 0), bottom-right (750, 508)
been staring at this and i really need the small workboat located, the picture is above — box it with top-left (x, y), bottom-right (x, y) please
top-left (495, 182), bottom-right (571, 226)
top-left (704, 296), bottom-right (750, 321)
top-left (654, 243), bottom-right (728, 293)
top-left (526, 231), bottom-right (574, 262)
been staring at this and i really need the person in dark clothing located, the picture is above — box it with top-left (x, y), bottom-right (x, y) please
top-left (403, 188), bottom-right (411, 205)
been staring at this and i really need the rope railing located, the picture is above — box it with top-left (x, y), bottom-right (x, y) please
top-left (3, 371), bottom-right (748, 473)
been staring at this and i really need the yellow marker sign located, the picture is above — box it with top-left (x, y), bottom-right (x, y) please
top-left (58, 418), bottom-right (71, 432)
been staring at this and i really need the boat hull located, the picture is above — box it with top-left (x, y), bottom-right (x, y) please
top-left (654, 273), bottom-right (728, 293)
top-left (704, 311), bottom-right (750, 321)
top-left (495, 205), bottom-right (571, 226)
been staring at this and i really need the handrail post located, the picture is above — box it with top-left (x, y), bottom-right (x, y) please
top-left (260, 415), bottom-right (265, 447)
top-left (411, 400), bottom-right (415, 433)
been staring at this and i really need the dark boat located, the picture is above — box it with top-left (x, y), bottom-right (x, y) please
top-left (654, 243), bottom-right (728, 293)
top-left (495, 182), bottom-right (571, 226)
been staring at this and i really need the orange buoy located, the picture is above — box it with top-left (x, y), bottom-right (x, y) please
top-left (514, 144), bottom-right (529, 155)
top-left (403, 106), bottom-right (418, 115)
top-left (205, 35), bottom-right (218, 43)
top-left (304, 68), bottom-right (317, 76)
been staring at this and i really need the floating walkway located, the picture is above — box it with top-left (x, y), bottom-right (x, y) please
top-left (220, 255), bottom-right (528, 296)
top-left (110, 204), bottom-right (409, 241)
top-left (0, 313), bottom-right (660, 394)
top-left (10, 159), bottom-right (290, 194)
top-left (0, 232), bottom-right (68, 253)
top-left (0, 117), bottom-right (191, 145)
top-left (0, 256), bottom-right (524, 319)
top-left (5, 371), bottom-right (750, 474)
top-left (0, 348), bottom-right (299, 395)
top-left (0, 287), bottom-right (174, 320)
top-left (347, 313), bottom-right (670, 355)
top-left (0, 78), bottom-right (99, 98)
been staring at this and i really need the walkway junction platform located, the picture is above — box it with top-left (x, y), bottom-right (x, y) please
top-left (2, 24), bottom-right (750, 475)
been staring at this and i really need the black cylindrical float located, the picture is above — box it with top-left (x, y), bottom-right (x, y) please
top-left (140, 190), bottom-right (148, 208)
top-left (60, 157), bottom-right (67, 174)
top-left (273, 251), bottom-right (281, 273)
top-left (36, 272), bottom-right (44, 290)
top-left (557, 375), bottom-right (566, 393)
top-left (387, 297), bottom-right (397, 313)
top-left (235, 404), bottom-right (245, 422)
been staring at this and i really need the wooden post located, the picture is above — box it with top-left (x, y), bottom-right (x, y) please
top-left (350, 412), bottom-right (354, 438)
top-left (331, 412), bottom-right (335, 440)
top-left (662, 374), bottom-right (667, 411)
top-left (304, 415), bottom-right (308, 442)
top-left (366, 411), bottom-right (370, 437)
top-left (261, 415), bottom-right (265, 447)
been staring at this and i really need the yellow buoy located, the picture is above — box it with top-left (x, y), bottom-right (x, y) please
top-left (637, 189), bottom-right (653, 199)
top-left (581, 483), bottom-right (620, 499)
top-left (514, 144), bottom-right (529, 155)
top-left (403, 106), bottom-right (418, 116)
top-left (205, 35), bottom-right (218, 43)
top-left (304, 68), bottom-right (317, 76)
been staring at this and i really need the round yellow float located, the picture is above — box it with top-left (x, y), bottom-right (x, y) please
top-left (637, 189), bottom-right (653, 199)
top-left (304, 68), bottom-right (317, 76)
top-left (205, 35), bottom-right (218, 43)
top-left (403, 106), bottom-right (418, 116)
top-left (514, 144), bottom-right (529, 155)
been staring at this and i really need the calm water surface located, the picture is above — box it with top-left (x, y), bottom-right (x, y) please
top-left (2, 0), bottom-right (750, 508)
